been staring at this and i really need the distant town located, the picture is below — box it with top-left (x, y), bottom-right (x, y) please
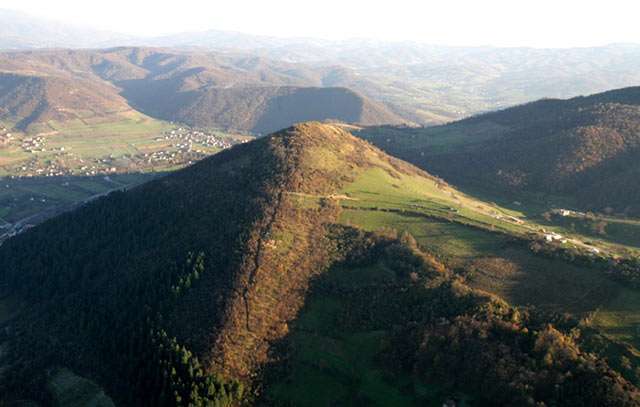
top-left (0, 126), bottom-right (249, 244)
top-left (3, 126), bottom-right (248, 178)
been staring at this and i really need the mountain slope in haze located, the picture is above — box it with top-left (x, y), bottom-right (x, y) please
top-left (0, 72), bottom-right (135, 130)
top-left (4, 8), bottom-right (640, 125)
top-left (154, 36), bottom-right (640, 124)
top-left (173, 85), bottom-right (402, 134)
top-left (0, 48), bottom-right (406, 133)
top-left (1, 123), bottom-right (638, 406)
top-left (360, 86), bottom-right (640, 215)
top-left (0, 9), bottom-right (134, 49)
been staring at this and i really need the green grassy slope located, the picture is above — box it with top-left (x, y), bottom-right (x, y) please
top-left (358, 86), bottom-right (640, 218)
top-left (299, 149), bottom-right (640, 379)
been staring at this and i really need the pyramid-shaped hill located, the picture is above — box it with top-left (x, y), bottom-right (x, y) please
top-left (0, 122), bottom-right (445, 401)
top-left (1, 123), bottom-right (638, 406)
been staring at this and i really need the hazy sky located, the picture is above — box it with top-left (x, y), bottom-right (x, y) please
top-left (3, 0), bottom-right (640, 47)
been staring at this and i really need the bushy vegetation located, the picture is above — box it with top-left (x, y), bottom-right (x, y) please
top-left (265, 226), bottom-right (640, 406)
top-left (528, 238), bottom-right (640, 287)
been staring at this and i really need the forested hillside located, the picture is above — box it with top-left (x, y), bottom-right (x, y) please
top-left (1, 123), bottom-right (638, 406)
top-left (360, 86), bottom-right (640, 215)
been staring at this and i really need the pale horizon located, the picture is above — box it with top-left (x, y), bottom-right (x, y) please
top-left (3, 0), bottom-right (640, 48)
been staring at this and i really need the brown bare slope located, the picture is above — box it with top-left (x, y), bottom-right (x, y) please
top-left (0, 48), bottom-right (406, 132)
top-left (0, 72), bottom-right (133, 130)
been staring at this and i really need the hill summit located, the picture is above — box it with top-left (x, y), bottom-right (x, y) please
top-left (1, 123), bottom-right (638, 406)
top-left (0, 122), bottom-right (428, 402)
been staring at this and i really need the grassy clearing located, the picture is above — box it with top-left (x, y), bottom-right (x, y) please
top-left (266, 263), bottom-right (455, 406)
top-left (358, 121), bottom-right (510, 154)
top-left (340, 209), bottom-right (508, 265)
top-left (47, 368), bottom-right (115, 407)
top-left (332, 166), bottom-right (640, 360)
top-left (591, 288), bottom-right (640, 350)
top-left (340, 167), bottom-right (528, 236)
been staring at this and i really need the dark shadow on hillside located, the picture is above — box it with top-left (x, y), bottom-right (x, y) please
top-left (115, 77), bottom-right (197, 120)
top-left (0, 172), bottom-right (163, 241)
top-left (258, 231), bottom-right (450, 406)
top-left (253, 87), bottom-right (363, 135)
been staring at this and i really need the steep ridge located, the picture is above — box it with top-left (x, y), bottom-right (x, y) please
top-left (0, 123), bottom-right (412, 404)
top-left (1, 123), bottom-right (638, 406)
top-left (359, 86), bottom-right (640, 215)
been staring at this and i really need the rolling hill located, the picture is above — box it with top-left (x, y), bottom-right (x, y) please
top-left (0, 72), bottom-right (135, 130)
top-left (172, 85), bottom-right (402, 134)
top-left (1, 123), bottom-right (639, 406)
top-left (360, 86), bottom-right (640, 216)
top-left (0, 48), bottom-right (406, 134)
top-left (5, 9), bottom-right (640, 125)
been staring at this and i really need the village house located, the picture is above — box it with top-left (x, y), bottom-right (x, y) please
top-left (544, 232), bottom-right (564, 242)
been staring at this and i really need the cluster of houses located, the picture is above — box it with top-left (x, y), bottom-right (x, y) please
top-left (14, 156), bottom-right (67, 177)
top-left (540, 229), bottom-right (602, 254)
top-left (6, 126), bottom-right (243, 178)
top-left (0, 127), bottom-right (13, 145)
top-left (139, 127), bottom-right (244, 167)
top-left (551, 208), bottom-right (587, 218)
top-left (4, 123), bottom-right (249, 177)
top-left (20, 136), bottom-right (47, 153)
top-left (8, 157), bottom-right (73, 178)
top-left (140, 149), bottom-right (199, 166)
top-left (155, 127), bottom-right (237, 151)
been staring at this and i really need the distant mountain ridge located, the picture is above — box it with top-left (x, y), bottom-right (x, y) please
top-left (0, 9), bottom-right (134, 49)
top-left (3, 9), bottom-right (640, 125)
top-left (0, 47), bottom-right (406, 133)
